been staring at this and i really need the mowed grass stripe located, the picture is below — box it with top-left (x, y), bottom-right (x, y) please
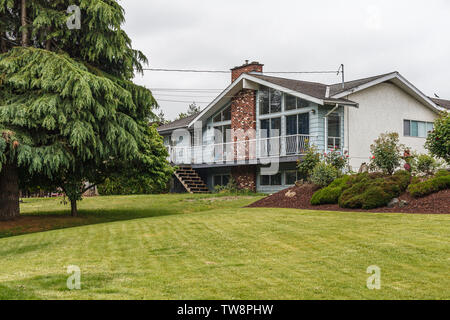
top-left (0, 195), bottom-right (448, 299)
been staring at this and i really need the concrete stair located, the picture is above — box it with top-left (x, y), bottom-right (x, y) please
top-left (174, 166), bottom-right (209, 194)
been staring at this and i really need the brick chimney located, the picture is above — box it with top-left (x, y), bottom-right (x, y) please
top-left (230, 60), bottom-right (264, 83)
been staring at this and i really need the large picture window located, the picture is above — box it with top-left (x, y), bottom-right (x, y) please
top-left (404, 120), bottom-right (434, 138)
top-left (285, 94), bottom-right (310, 111)
top-left (213, 105), bottom-right (231, 123)
top-left (259, 87), bottom-right (282, 115)
top-left (286, 113), bottom-right (309, 135)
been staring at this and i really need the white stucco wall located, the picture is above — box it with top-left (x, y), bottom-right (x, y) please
top-left (344, 82), bottom-right (438, 171)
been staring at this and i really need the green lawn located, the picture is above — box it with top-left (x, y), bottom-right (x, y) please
top-left (0, 194), bottom-right (448, 300)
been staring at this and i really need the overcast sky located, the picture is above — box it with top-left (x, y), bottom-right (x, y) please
top-left (121, 0), bottom-right (450, 120)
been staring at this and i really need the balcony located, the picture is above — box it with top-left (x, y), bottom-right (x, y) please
top-left (167, 134), bottom-right (316, 165)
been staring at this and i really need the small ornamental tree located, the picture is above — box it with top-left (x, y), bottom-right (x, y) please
top-left (370, 132), bottom-right (405, 175)
top-left (426, 112), bottom-right (450, 164)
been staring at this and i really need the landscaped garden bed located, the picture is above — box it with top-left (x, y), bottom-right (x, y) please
top-left (249, 129), bottom-right (450, 215)
top-left (248, 183), bottom-right (450, 214)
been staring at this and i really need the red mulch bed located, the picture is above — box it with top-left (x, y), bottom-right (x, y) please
top-left (248, 184), bottom-right (450, 214)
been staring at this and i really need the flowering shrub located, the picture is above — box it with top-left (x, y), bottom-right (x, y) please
top-left (297, 145), bottom-right (321, 181)
top-left (324, 149), bottom-right (349, 173)
top-left (370, 132), bottom-right (405, 175)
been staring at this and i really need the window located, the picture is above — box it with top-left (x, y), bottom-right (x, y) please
top-left (327, 114), bottom-right (341, 149)
top-left (404, 120), bottom-right (434, 138)
top-left (260, 117), bottom-right (281, 137)
top-left (285, 94), bottom-right (310, 111)
top-left (214, 124), bottom-right (232, 143)
top-left (213, 105), bottom-right (232, 123)
top-left (286, 113), bottom-right (309, 136)
top-left (213, 174), bottom-right (230, 187)
top-left (259, 87), bottom-right (282, 115)
top-left (260, 173), bottom-right (282, 186)
top-left (260, 117), bottom-right (281, 156)
top-left (285, 171), bottom-right (298, 185)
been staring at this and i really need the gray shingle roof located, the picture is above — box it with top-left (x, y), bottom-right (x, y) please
top-left (430, 98), bottom-right (450, 110)
top-left (157, 112), bottom-right (200, 133)
top-left (251, 74), bottom-right (328, 99)
top-left (157, 71), bottom-right (440, 133)
top-left (328, 72), bottom-right (396, 97)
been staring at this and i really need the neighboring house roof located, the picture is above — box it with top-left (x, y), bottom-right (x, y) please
top-left (430, 98), bottom-right (450, 110)
top-left (157, 112), bottom-right (200, 134)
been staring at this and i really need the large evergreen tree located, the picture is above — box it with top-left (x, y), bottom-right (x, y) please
top-left (0, 0), bottom-right (172, 218)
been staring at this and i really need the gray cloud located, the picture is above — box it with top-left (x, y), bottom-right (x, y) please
top-left (122, 0), bottom-right (450, 120)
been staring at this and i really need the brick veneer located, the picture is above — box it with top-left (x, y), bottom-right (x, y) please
top-left (231, 165), bottom-right (257, 192)
top-left (228, 61), bottom-right (263, 191)
top-left (231, 61), bottom-right (263, 82)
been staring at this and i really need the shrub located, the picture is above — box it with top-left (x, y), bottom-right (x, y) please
top-left (214, 177), bottom-right (239, 194)
top-left (324, 149), bottom-right (349, 173)
top-left (310, 162), bottom-right (339, 187)
top-left (338, 171), bottom-right (411, 209)
top-left (426, 112), bottom-right (450, 164)
top-left (407, 171), bottom-right (450, 198)
top-left (414, 154), bottom-right (440, 176)
top-left (370, 132), bottom-right (405, 175)
top-left (297, 145), bottom-right (321, 181)
top-left (311, 175), bottom-right (350, 205)
top-left (98, 176), bottom-right (169, 195)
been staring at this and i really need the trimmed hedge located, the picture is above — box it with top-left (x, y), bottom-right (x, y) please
top-left (338, 171), bottom-right (411, 210)
top-left (407, 170), bottom-right (450, 198)
top-left (311, 175), bottom-right (350, 205)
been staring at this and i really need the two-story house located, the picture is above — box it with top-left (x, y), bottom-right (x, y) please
top-left (157, 61), bottom-right (449, 194)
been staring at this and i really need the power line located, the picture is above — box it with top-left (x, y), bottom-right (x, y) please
top-left (150, 88), bottom-right (223, 92)
top-left (157, 99), bottom-right (211, 104)
top-left (143, 68), bottom-right (342, 75)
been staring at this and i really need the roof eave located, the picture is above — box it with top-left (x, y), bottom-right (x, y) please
top-left (331, 72), bottom-right (441, 114)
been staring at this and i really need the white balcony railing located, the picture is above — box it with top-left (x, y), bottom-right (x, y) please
top-left (167, 134), bottom-right (316, 165)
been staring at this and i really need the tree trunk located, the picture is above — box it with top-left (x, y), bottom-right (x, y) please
top-left (0, 34), bottom-right (6, 53)
top-left (0, 163), bottom-right (20, 221)
top-left (21, 0), bottom-right (28, 47)
top-left (70, 199), bottom-right (78, 217)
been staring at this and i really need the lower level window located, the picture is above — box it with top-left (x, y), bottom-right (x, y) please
top-left (260, 173), bottom-right (282, 186)
top-left (404, 120), bottom-right (434, 138)
top-left (285, 171), bottom-right (298, 185)
top-left (213, 174), bottom-right (230, 187)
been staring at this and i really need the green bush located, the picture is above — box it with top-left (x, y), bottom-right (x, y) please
top-left (297, 146), bottom-right (321, 181)
top-left (311, 175), bottom-right (350, 205)
top-left (370, 132), bottom-right (405, 175)
top-left (338, 171), bottom-right (411, 209)
top-left (310, 162), bottom-right (339, 187)
top-left (98, 176), bottom-right (169, 195)
top-left (414, 154), bottom-right (440, 176)
top-left (407, 171), bottom-right (450, 198)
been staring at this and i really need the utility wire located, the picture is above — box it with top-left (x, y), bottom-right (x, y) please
top-left (143, 68), bottom-right (341, 75)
